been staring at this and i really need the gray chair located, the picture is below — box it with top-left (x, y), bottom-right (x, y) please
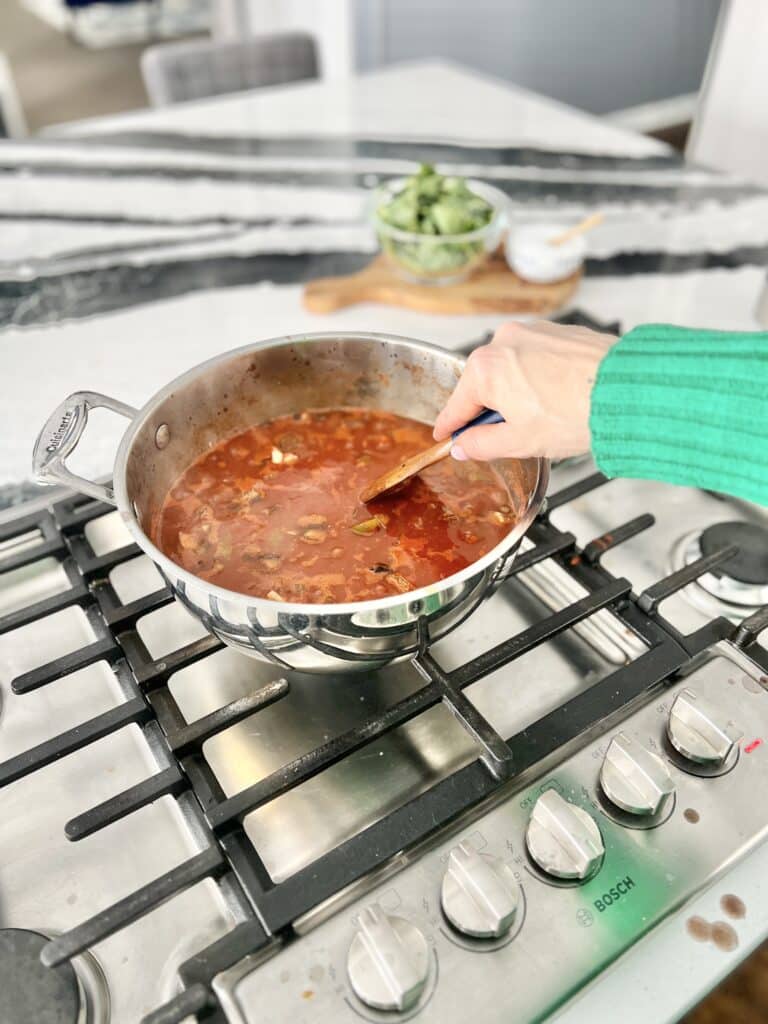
top-left (0, 54), bottom-right (26, 138)
top-left (140, 31), bottom-right (319, 107)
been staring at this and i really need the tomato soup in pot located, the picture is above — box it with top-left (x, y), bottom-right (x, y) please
top-left (154, 407), bottom-right (514, 604)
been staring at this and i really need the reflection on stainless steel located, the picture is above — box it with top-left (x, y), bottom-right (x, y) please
top-left (0, 527), bottom-right (43, 560)
top-left (515, 537), bottom-right (647, 664)
top-left (0, 555), bottom-right (69, 618)
top-left (33, 333), bottom-right (548, 672)
top-left (175, 649), bottom-right (477, 883)
top-left (171, 579), bottom-right (625, 883)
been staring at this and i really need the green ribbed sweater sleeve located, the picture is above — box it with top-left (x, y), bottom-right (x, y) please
top-left (589, 323), bottom-right (768, 507)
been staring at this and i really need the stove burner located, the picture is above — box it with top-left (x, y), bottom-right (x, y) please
top-left (673, 519), bottom-right (768, 619)
top-left (0, 929), bottom-right (81, 1024)
top-left (699, 521), bottom-right (768, 585)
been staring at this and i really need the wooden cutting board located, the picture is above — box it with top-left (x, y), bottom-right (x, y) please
top-left (303, 251), bottom-right (581, 315)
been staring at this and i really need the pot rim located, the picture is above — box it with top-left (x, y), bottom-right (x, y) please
top-left (113, 331), bottom-right (549, 616)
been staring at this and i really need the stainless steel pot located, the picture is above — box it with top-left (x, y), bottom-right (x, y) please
top-left (33, 332), bottom-right (549, 673)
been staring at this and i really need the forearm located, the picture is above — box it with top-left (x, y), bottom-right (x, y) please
top-left (590, 324), bottom-right (768, 506)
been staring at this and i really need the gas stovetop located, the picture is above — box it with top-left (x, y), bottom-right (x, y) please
top-left (1, 459), bottom-right (767, 1024)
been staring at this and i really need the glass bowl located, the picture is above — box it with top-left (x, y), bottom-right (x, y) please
top-left (506, 222), bottom-right (585, 283)
top-left (369, 178), bottom-right (509, 285)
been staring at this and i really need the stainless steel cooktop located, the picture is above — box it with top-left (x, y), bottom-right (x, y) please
top-left (1, 457), bottom-right (767, 1024)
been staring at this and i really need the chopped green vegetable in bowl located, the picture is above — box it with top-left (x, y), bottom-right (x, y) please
top-left (371, 164), bottom-right (507, 284)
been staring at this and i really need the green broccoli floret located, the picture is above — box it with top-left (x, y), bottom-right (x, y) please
top-left (430, 198), bottom-right (477, 235)
top-left (376, 164), bottom-right (495, 277)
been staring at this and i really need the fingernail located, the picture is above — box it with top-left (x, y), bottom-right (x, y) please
top-left (451, 444), bottom-right (468, 461)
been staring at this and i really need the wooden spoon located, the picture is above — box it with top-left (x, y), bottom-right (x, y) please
top-left (548, 211), bottom-right (604, 247)
top-left (360, 408), bottom-right (505, 503)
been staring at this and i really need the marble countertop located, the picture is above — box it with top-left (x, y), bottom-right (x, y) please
top-left (1, 59), bottom-right (767, 499)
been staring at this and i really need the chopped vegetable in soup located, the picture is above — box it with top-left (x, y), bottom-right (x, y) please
top-left (154, 408), bottom-right (515, 604)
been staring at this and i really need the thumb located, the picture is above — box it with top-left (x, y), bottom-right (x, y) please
top-left (451, 423), bottom-right (524, 462)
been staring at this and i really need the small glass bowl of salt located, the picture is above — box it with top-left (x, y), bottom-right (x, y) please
top-left (506, 223), bottom-right (586, 284)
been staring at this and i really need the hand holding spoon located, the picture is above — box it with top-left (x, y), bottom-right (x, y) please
top-left (360, 408), bottom-right (505, 503)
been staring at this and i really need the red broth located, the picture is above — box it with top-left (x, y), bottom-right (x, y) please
top-left (153, 408), bottom-right (515, 604)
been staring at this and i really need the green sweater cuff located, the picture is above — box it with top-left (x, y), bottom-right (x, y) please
top-left (589, 323), bottom-right (768, 507)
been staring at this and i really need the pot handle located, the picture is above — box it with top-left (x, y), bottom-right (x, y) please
top-left (32, 390), bottom-right (138, 505)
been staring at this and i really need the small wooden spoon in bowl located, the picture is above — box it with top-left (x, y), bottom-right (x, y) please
top-left (360, 408), bottom-right (505, 503)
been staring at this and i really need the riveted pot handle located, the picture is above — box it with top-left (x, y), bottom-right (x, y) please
top-left (32, 390), bottom-right (138, 505)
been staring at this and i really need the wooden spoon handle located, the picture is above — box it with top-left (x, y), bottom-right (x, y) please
top-left (549, 211), bottom-right (604, 247)
top-left (360, 408), bottom-right (505, 502)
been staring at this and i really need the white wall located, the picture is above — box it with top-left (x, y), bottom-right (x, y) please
top-left (355, 0), bottom-right (721, 116)
top-left (687, 0), bottom-right (768, 185)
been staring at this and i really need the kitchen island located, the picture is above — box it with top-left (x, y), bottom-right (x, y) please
top-left (0, 59), bottom-right (766, 503)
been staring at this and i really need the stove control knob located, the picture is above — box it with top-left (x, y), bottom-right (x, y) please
top-left (526, 789), bottom-right (604, 880)
top-left (667, 689), bottom-right (742, 767)
top-left (347, 904), bottom-right (429, 1012)
top-left (441, 841), bottom-right (520, 939)
top-left (600, 732), bottom-right (675, 815)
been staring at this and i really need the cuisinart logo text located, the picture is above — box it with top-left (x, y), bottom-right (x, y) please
top-left (47, 409), bottom-right (75, 454)
top-left (593, 875), bottom-right (635, 913)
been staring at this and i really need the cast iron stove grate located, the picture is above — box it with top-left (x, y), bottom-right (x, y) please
top-left (2, 471), bottom-right (767, 1024)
